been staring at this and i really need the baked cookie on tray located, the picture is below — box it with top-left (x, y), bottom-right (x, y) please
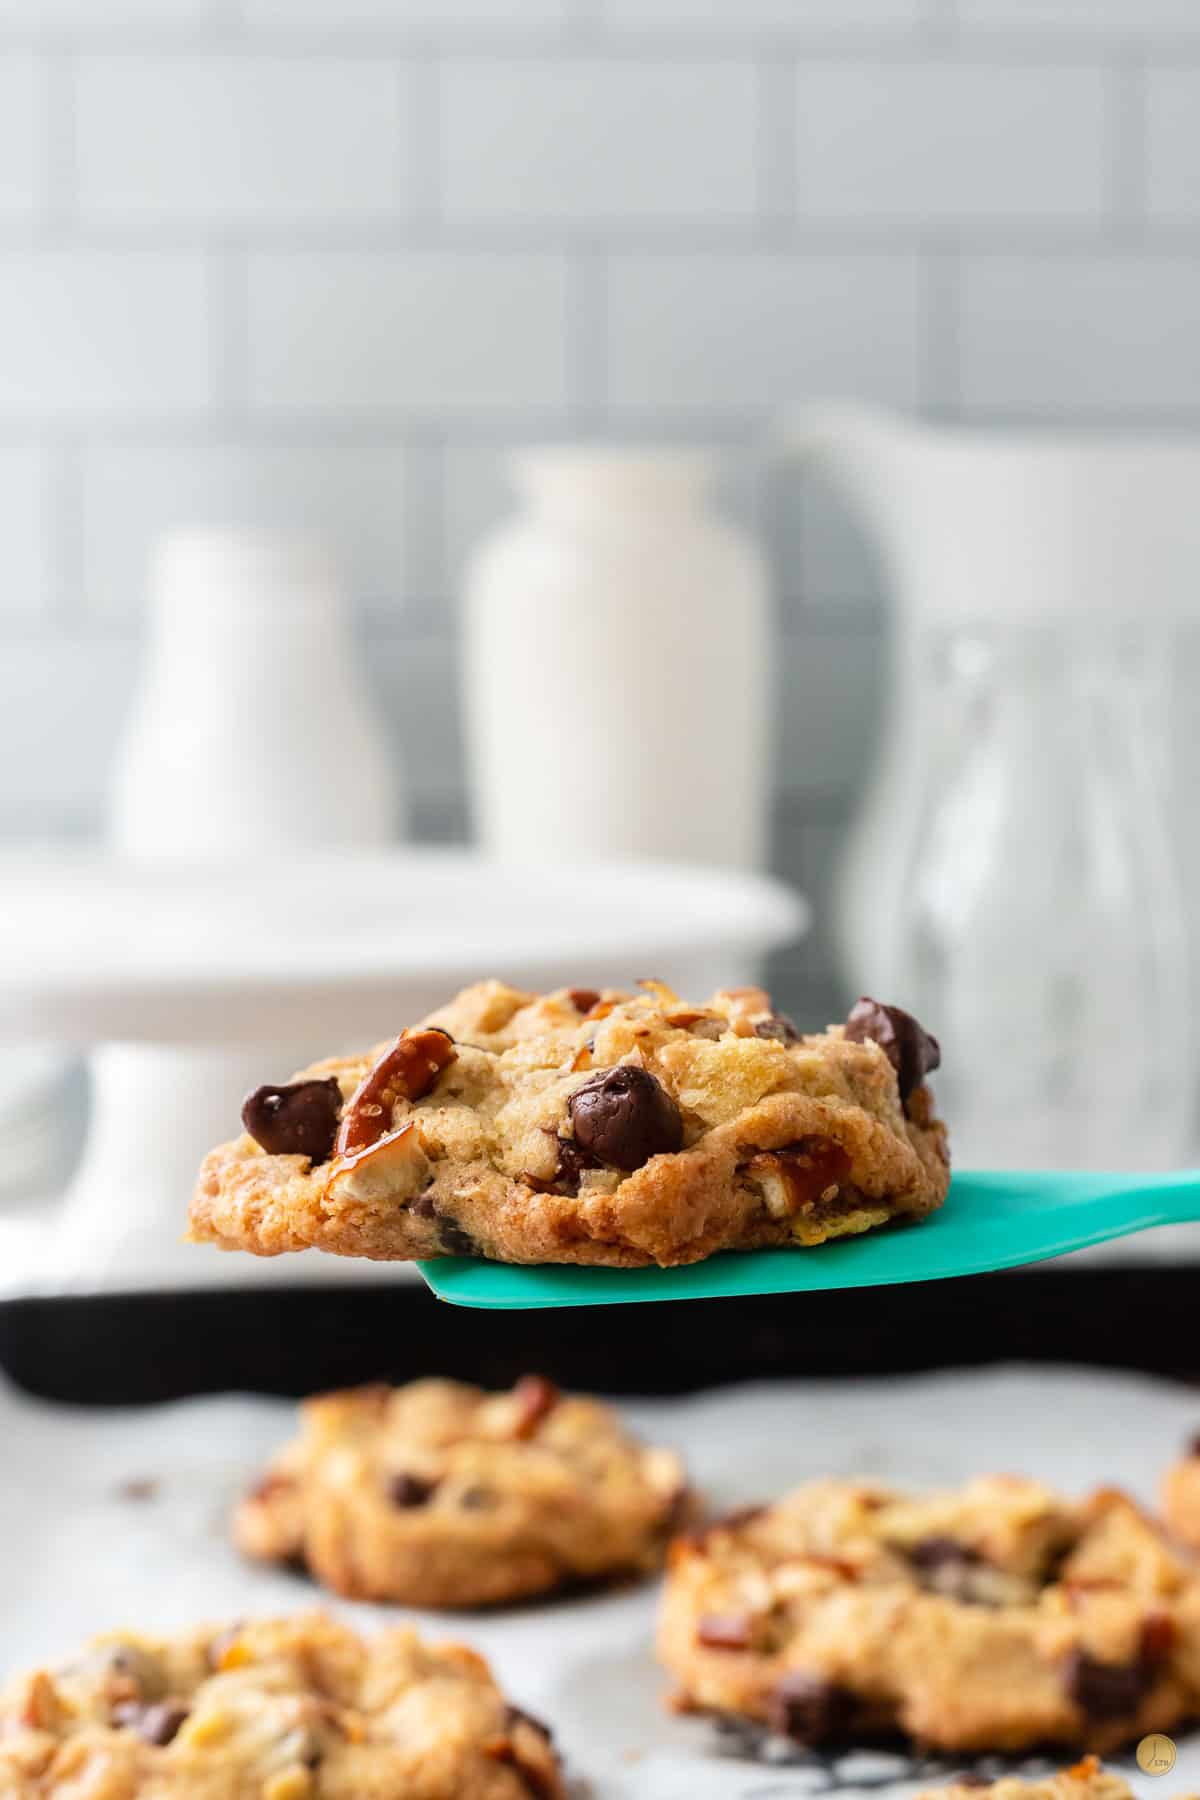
top-left (235, 1375), bottom-right (688, 1607)
top-left (659, 1475), bottom-right (1200, 1754)
top-left (919, 1759), bottom-right (1137, 1800)
top-left (1162, 1435), bottom-right (1200, 1552)
top-left (0, 1613), bottom-right (562, 1798)
top-left (190, 979), bottom-right (948, 1269)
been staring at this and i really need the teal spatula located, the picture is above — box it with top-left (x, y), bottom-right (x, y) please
top-left (416, 1167), bottom-right (1199, 1309)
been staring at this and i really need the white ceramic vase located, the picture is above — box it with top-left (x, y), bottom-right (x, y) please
top-left (462, 447), bottom-right (771, 868)
top-left (110, 528), bottom-right (399, 852)
top-left (62, 529), bottom-right (402, 1289)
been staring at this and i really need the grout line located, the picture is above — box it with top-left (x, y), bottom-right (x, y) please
top-left (42, 47), bottom-right (77, 237)
top-left (565, 245), bottom-right (607, 428)
top-left (45, 440), bottom-right (83, 624)
top-left (1109, 53), bottom-right (1148, 242)
top-left (406, 52), bottom-right (440, 227)
top-left (758, 52), bottom-right (798, 231)
top-left (921, 0), bottom-right (960, 48)
top-left (919, 237), bottom-right (961, 417)
top-left (10, 23), bottom-right (1200, 58)
top-left (0, 218), bottom-right (1145, 253)
top-left (209, 247), bottom-right (248, 417)
top-left (403, 437), bottom-right (449, 619)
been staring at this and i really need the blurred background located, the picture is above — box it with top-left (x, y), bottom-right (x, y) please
top-left (12, 0), bottom-right (1200, 1003)
top-left (4, 0), bottom-right (1200, 1310)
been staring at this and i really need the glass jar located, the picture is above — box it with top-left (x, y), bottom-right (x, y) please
top-left (900, 621), bottom-right (1192, 1170)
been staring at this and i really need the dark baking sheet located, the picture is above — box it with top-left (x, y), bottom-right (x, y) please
top-left (1, 1264), bottom-right (1195, 1404)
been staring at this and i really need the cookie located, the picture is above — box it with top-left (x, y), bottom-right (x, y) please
top-left (235, 1376), bottom-right (688, 1607)
top-left (0, 1613), bottom-right (562, 1798)
top-left (1162, 1436), bottom-right (1200, 1552)
top-left (190, 980), bottom-right (948, 1269)
top-left (658, 1475), bottom-right (1200, 1753)
top-left (918, 1759), bottom-right (1135, 1800)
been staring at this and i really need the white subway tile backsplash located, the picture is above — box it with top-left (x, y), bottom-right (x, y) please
top-left (795, 62), bottom-right (1108, 223)
top-left (435, 446), bottom-right (510, 599)
top-left (363, 634), bottom-right (463, 804)
top-left (776, 626), bottom-right (884, 798)
top-left (0, 54), bottom-right (44, 219)
top-left (4, 0), bottom-right (1200, 994)
top-left (242, 0), bottom-right (565, 28)
top-left (0, 449), bottom-right (49, 618)
top-left (81, 444), bottom-right (409, 619)
top-left (247, 252), bottom-right (569, 414)
top-left (958, 0), bottom-right (1200, 36)
top-left (0, 0), bottom-right (213, 25)
top-left (0, 637), bottom-right (137, 834)
top-left (1147, 69), bottom-right (1200, 222)
top-left (606, 252), bottom-right (920, 414)
top-left (441, 59), bottom-right (758, 224)
top-left (601, 0), bottom-right (925, 33)
top-left (960, 254), bottom-right (1200, 415)
top-left (76, 56), bottom-right (409, 222)
top-left (0, 251), bottom-right (212, 419)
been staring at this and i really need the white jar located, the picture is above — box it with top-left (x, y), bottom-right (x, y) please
top-left (110, 527), bottom-right (400, 854)
top-left (463, 447), bottom-right (770, 868)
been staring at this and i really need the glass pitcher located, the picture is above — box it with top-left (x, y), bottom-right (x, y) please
top-left (901, 619), bottom-right (1191, 1169)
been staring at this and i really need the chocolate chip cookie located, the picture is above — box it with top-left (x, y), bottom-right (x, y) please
top-left (1162, 1436), bottom-right (1200, 1553)
top-left (919, 1760), bottom-right (1135, 1800)
top-left (0, 1613), bottom-right (562, 1797)
top-left (659, 1475), bottom-right (1200, 1754)
top-left (190, 980), bottom-right (948, 1268)
top-left (234, 1376), bottom-right (688, 1608)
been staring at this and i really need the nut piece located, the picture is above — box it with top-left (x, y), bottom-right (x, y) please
top-left (567, 1065), bottom-right (683, 1172)
top-left (844, 997), bottom-right (940, 1102)
top-left (510, 1374), bottom-right (559, 1439)
top-left (241, 1079), bottom-right (342, 1165)
top-left (336, 1029), bottom-right (457, 1154)
top-left (325, 1120), bottom-right (431, 1208)
top-left (742, 1138), bottom-right (852, 1220)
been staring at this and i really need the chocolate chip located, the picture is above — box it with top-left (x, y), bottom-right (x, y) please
top-left (555, 1136), bottom-right (600, 1191)
top-left (754, 1013), bottom-right (800, 1043)
top-left (1188, 1432), bottom-right (1200, 1457)
top-left (410, 1193), bottom-right (476, 1257)
top-left (696, 1614), bottom-right (755, 1650)
top-left (1065, 1649), bottom-right (1154, 1720)
top-left (908, 1536), bottom-right (981, 1575)
top-left (111, 1700), bottom-right (189, 1746)
top-left (906, 1536), bottom-right (988, 1603)
top-left (241, 1078), bottom-right (342, 1164)
top-left (459, 1485), bottom-right (495, 1510)
top-left (568, 988), bottom-right (600, 1014)
top-left (567, 1065), bottom-right (682, 1172)
top-left (766, 1672), bottom-right (855, 1744)
top-left (844, 997), bottom-right (941, 1102)
top-left (388, 1472), bottom-right (437, 1508)
top-left (1141, 1612), bottom-right (1176, 1663)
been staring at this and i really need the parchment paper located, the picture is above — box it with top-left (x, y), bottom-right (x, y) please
top-left (3, 1365), bottom-right (1199, 1798)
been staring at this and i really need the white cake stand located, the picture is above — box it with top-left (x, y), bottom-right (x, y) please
top-left (0, 850), bottom-right (806, 1298)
